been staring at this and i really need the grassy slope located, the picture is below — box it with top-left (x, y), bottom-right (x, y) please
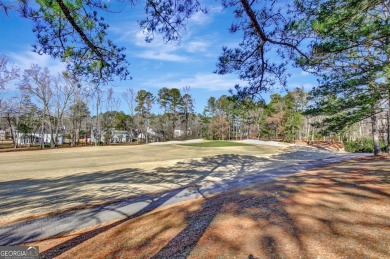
top-left (34, 155), bottom-right (390, 259)
top-left (0, 143), bottom-right (283, 224)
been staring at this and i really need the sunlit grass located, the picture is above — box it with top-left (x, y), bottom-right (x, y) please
top-left (179, 140), bottom-right (254, 147)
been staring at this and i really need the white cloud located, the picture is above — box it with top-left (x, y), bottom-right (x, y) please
top-left (111, 18), bottom-right (219, 62)
top-left (7, 50), bottom-right (66, 75)
top-left (142, 73), bottom-right (243, 91)
top-left (132, 31), bottom-right (213, 60)
top-left (135, 50), bottom-right (188, 62)
top-left (188, 4), bottom-right (224, 25)
top-left (189, 11), bottom-right (212, 25)
top-left (134, 30), bottom-right (178, 50)
top-left (186, 41), bottom-right (209, 53)
top-left (130, 30), bottom-right (191, 62)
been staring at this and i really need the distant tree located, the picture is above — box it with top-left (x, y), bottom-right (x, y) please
top-left (51, 72), bottom-right (77, 147)
top-left (157, 87), bottom-right (171, 139)
top-left (263, 94), bottom-right (285, 139)
top-left (157, 87), bottom-right (182, 139)
top-left (20, 66), bottom-right (77, 148)
top-left (167, 88), bottom-right (182, 139)
top-left (0, 56), bottom-right (20, 139)
top-left (92, 87), bottom-right (104, 146)
top-left (113, 112), bottom-right (132, 131)
top-left (283, 89), bottom-right (305, 142)
top-left (122, 87), bottom-right (136, 141)
top-left (2, 96), bottom-right (23, 148)
top-left (135, 90), bottom-right (154, 143)
top-left (17, 95), bottom-right (41, 146)
top-left (19, 65), bottom-right (54, 149)
top-left (0, 55), bottom-right (19, 98)
top-left (203, 96), bottom-right (218, 139)
top-left (235, 97), bottom-right (264, 140)
top-left (179, 86), bottom-right (195, 139)
top-left (205, 96), bottom-right (217, 117)
top-left (198, 112), bottom-right (211, 140)
top-left (101, 88), bottom-right (121, 143)
top-left (68, 99), bottom-right (90, 146)
top-left (211, 114), bottom-right (229, 140)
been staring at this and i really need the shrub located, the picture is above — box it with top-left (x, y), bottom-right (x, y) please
top-left (343, 137), bottom-right (386, 153)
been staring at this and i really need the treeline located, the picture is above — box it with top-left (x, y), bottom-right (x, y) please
top-left (200, 89), bottom-right (307, 142)
top-left (0, 1), bottom-right (389, 155)
top-left (0, 60), bottom-right (199, 147)
top-left (1, 57), bottom-right (389, 152)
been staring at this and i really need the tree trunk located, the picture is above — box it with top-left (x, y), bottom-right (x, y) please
top-left (6, 113), bottom-right (17, 149)
top-left (40, 121), bottom-right (44, 150)
top-left (311, 128), bottom-right (314, 141)
top-left (387, 109), bottom-right (390, 154)
top-left (95, 105), bottom-right (99, 147)
top-left (387, 87), bottom-right (390, 154)
top-left (49, 120), bottom-right (56, 148)
top-left (371, 112), bottom-right (381, 156)
top-left (172, 112), bottom-right (176, 140)
top-left (70, 130), bottom-right (75, 147)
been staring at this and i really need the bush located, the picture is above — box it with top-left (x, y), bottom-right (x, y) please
top-left (343, 137), bottom-right (386, 153)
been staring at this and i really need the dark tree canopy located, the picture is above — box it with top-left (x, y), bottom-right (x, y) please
top-left (137, 0), bottom-right (310, 99)
top-left (139, 0), bottom-right (205, 43)
top-left (215, 0), bottom-right (308, 99)
top-left (1, 0), bottom-right (130, 84)
top-left (301, 0), bottom-right (390, 133)
top-left (1, 0), bottom-right (388, 104)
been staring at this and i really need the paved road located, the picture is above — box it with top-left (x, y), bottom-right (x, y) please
top-left (0, 152), bottom-right (370, 246)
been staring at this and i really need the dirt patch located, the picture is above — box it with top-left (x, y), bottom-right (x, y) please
top-left (29, 156), bottom-right (390, 258)
top-left (298, 140), bottom-right (345, 152)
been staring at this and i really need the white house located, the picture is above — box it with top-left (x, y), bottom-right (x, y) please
top-left (111, 130), bottom-right (132, 143)
top-left (15, 131), bottom-right (65, 146)
top-left (174, 129), bottom-right (192, 139)
top-left (137, 127), bottom-right (164, 143)
top-left (91, 128), bottom-right (134, 144)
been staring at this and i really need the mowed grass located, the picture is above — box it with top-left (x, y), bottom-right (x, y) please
top-left (0, 142), bottom-right (285, 224)
top-left (179, 140), bottom-right (254, 147)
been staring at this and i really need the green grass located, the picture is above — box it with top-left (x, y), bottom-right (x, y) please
top-left (179, 140), bottom-right (254, 147)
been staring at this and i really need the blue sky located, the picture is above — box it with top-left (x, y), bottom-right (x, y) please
top-left (0, 2), bottom-right (317, 114)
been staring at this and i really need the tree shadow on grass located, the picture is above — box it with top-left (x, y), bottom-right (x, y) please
top-left (149, 157), bottom-right (390, 258)
top-left (57, 157), bottom-right (387, 258)
top-left (0, 148), bottom-right (378, 257)
top-left (2, 153), bottom-right (278, 248)
top-left (0, 146), bottom-right (330, 226)
top-left (0, 154), bottom-right (260, 224)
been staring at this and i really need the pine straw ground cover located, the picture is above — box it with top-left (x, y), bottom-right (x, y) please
top-left (30, 155), bottom-right (389, 258)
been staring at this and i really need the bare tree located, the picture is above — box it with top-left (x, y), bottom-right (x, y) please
top-left (50, 73), bottom-right (77, 147)
top-left (122, 87), bottom-right (136, 142)
top-left (92, 86), bottom-right (103, 146)
top-left (0, 55), bottom-right (19, 98)
top-left (19, 65), bottom-right (53, 149)
top-left (0, 55), bottom-right (19, 131)
top-left (2, 96), bottom-right (22, 148)
top-left (67, 87), bottom-right (90, 146)
top-left (20, 65), bottom-right (76, 148)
